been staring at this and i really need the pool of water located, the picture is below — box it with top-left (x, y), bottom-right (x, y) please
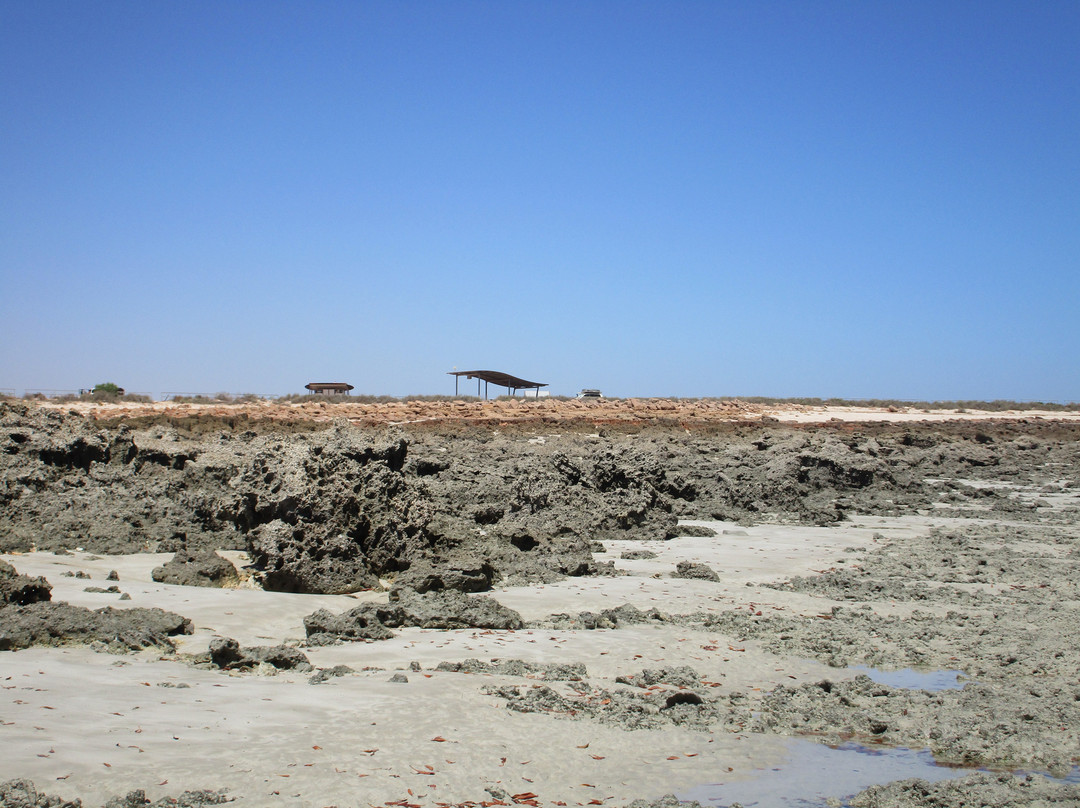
top-left (679, 740), bottom-right (1080, 808)
top-left (848, 665), bottom-right (967, 691)
top-left (678, 740), bottom-right (966, 807)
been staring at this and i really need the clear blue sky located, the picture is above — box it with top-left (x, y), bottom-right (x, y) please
top-left (2, 1), bottom-right (1078, 401)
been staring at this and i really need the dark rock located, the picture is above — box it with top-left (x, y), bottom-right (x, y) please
top-left (0, 603), bottom-right (192, 652)
top-left (309, 665), bottom-right (355, 685)
top-left (303, 607), bottom-right (396, 642)
top-left (392, 557), bottom-right (495, 593)
top-left (389, 587), bottom-right (525, 630)
top-left (241, 427), bottom-right (425, 595)
top-left (207, 637), bottom-right (244, 668)
top-left (672, 561), bottom-right (720, 581)
top-left (4, 404), bottom-right (1080, 596)
top-left (0, 409), bottom-right (428, 592)
top-left (388, 672), bottom-right (409, 683)
top-left (248, 521), bottom-right (380, 594)
top-left (528, 602), bottom-right (669, 631)
top-left (602, 603), bottom-right (658, 625)
top-left (151, 550), bottom-right (239, 588)
top-left (591, 560), bottom-right (625, 576)
top-left (208, 637), bottom-right (311, 672)
top-left (304, 588), bottom-right (524, 642)
top-left (0, 559), bottom-right (52, 605)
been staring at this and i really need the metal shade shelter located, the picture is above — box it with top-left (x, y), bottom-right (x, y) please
top-left (448, 370), bottom-right (547, 399)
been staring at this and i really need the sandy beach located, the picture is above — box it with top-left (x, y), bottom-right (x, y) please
top-left (1, 519), bottom-right (861, 806)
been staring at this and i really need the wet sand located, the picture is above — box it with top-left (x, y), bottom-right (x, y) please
top-left (2, 518), bottom-right (879, 806)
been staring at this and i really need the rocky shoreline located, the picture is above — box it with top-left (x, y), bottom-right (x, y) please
top-left (5, 401), bottom-right (1072, 590)
top-left (2, 400), bottom-right (1079, 806)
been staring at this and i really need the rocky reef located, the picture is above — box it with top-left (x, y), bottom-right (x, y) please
top-left (2, 402), bottom-right (1077, 599)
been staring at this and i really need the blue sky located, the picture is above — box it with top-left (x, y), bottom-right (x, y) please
top-left (2, 1), bottom-right (1078, 401)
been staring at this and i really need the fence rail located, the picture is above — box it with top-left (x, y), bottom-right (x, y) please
top-left (21, 389), bottom-right (80, 398)
top-left (14, 389), bottom-right (156, 400)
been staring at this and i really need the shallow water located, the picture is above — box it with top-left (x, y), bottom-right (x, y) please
top-left (678, 740), bottom-right (966, 807)
top-left (848, 665), bottom-right (967, 691)
top-left (680, 740), bottom-right (1080, 808)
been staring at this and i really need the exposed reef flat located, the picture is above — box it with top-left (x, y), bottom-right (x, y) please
top-left (1, 399), bottom-right (1078, 806)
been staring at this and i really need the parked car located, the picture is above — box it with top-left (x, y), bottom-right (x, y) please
top-left (577, 389), bottom-right (603, 399)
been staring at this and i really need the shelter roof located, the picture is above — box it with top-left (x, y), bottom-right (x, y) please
top-left (448, 370), bottom-right (547, 389)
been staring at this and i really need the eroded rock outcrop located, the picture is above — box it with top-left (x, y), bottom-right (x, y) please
top-left (303, 587), bottom-right (524, 643)
top-left (0, 559), bottom-right (52, 605)
top-left (151, 550), bottom-right (239, 587)
top-left (207, 637), bottom-right (311, 672)
top-left (4, 402), bottom-right (1079, 596)
top-left (0, 405), bottom-right (680, 593)
top-left (0, 602), bottom-right (193, 652)
top-left (672, 560), bottom-right (720, 581)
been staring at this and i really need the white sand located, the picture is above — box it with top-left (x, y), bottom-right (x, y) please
top-left (2, 518), bottom-right (940, 807)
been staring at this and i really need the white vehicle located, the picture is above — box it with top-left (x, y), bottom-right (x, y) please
top-left (576, 389), bottom-right (603, 399)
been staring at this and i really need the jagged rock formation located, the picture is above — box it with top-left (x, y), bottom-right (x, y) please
top-left (0, 558), bottom-right (52, 605)
top-left (0, 601), bottom-right (193, 652)
top-left (0, 404), bottom-right (688, 592)
top-left (3, 402), bottom-right (1078, 594)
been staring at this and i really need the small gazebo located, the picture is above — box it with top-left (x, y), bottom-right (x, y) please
top-left (304, 382), bottom-right (354, 396)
